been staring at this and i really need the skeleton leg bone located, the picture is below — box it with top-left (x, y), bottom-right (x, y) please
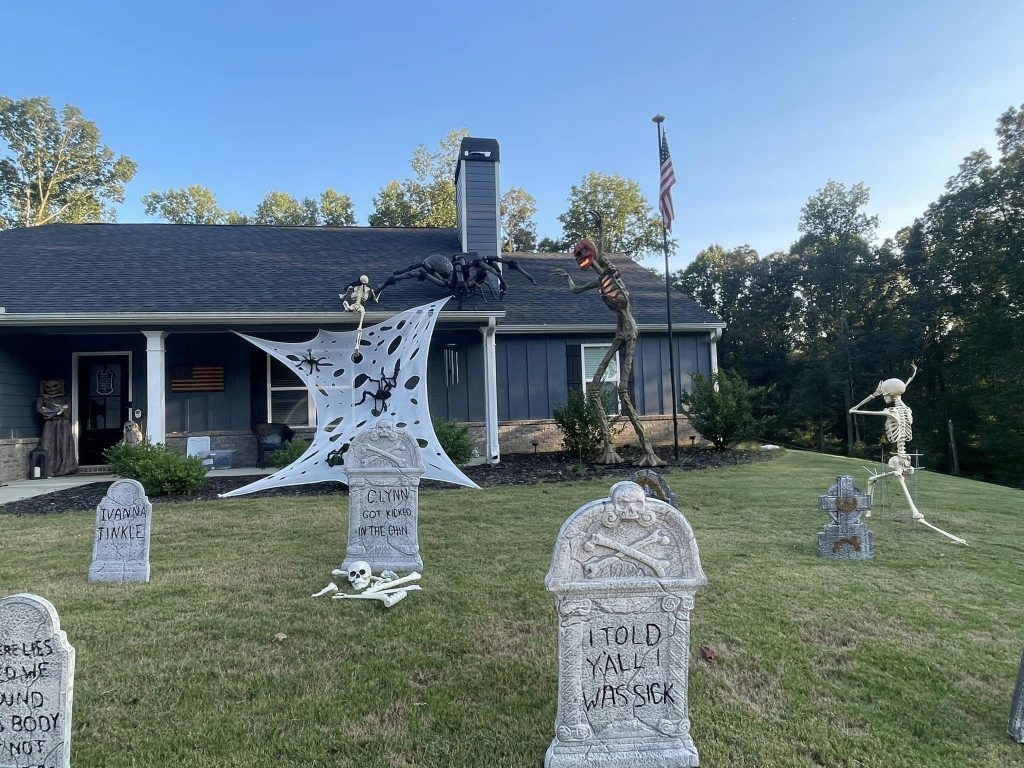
top-left (365, 571), bottom-right (421, 594)
top-left (312, 582), bottom-right (338, 598)
top-left (332, 586), bottom-right (421, 604)
top-left (894, 474), bottom-right (967, 544)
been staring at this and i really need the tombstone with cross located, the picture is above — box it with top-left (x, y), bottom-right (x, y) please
top-left (1010, 643), bottom-right (1024, 743)
top-left (817, 474), bottom-right (875, 560)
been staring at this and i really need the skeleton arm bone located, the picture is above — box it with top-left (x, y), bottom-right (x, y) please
top-left (551, 269), bottom-right (599, 293)
top-left (849, 407), bottom-right (890, 417)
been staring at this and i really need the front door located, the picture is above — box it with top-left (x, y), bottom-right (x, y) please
top-left (77, 355), bottom-right (130, 464)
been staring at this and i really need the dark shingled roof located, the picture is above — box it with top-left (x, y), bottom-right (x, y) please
top-left (0, 224), bottom-right (722, 327)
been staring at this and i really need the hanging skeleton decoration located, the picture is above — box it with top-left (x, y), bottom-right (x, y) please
top-left (552, 225), bottom-right (665, 467)
top-left (340, 275), bottom-right (379, 350)
top-left (850, 364), bottom-right (967, 545)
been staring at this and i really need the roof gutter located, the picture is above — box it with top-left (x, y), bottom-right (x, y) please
top-left (0, 310), bottom-right (506, 328)
top-left (496, 322), bottom-right (727, 335)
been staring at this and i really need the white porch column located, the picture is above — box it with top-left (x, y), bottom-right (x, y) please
top-left (480, 320), bottom-right (500, 464)
top-left (142, 331), bottom-right (167, 444)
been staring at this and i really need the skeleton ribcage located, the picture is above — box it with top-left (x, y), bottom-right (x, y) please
top-left (885, 404), bottom-right (913, 445)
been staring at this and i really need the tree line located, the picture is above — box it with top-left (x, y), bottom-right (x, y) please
top-left (675, 103), bottom-right (1024, 488)
top-left (0, 100), bottom-right (667, 258)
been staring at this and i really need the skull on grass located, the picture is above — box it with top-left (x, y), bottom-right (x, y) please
top-left (348, 561), bottom-right (372, 591)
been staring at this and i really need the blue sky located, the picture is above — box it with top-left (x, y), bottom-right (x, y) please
top-left (2, 0), bottom-right (1022, 270)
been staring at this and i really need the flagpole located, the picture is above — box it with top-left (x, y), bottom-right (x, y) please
top-left (653, 114), bottom-right (680, 462)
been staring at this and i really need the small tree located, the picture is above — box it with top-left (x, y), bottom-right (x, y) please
top-left (681, 370), bottom-right (765, 450)
top-left (553, 389), bottom-right (605, 462)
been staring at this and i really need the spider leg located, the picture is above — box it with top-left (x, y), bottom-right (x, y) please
top-left (476, 260), bottom-right (509, 296)
top-left (491, 257), bottom-right (537, 285)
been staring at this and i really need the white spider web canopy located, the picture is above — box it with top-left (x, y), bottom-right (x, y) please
top-left (222, 298), bottom-right (479, 497)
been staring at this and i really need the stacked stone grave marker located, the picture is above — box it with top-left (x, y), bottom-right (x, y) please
top-left (0, 594), bottom-right (75, 768)
top-left (817, 475), bottom-right (874, 560)
top-left (630, 469), bottom-right (679, 510)
top-left (1011, 643), bottom-right (1024, 743)
top-left (340, 421), bottom-right (424, 574)
top-left (545, 480), bottom-right (707, 767)
top-left (88, 479), bottom-right (153, 583)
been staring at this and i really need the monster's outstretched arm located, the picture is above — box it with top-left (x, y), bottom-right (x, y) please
top-left (551, 268), bottom-right (598, 294)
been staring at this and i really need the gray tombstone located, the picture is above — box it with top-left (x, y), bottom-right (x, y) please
top-left (545, 480), bottom-right (707, 768)
top-left (88, 479), bottom-right (153, 583)
top-left (1010, 643), bottom-right (1024, 743)
top-left (630, 469), bottom-right (679, 510)
top-left (817, 475), bottom-right (875, 560)
top-left (0, 594), bottom-right (75, 768)
top-left (340, 421), bottom-right (424, 574)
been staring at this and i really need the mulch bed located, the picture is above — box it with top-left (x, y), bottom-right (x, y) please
top-left (1, 447), bottom-right (771, 516)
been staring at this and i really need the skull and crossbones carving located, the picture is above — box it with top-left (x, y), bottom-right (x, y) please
top-left (850, 364), bottom-right (966, 545)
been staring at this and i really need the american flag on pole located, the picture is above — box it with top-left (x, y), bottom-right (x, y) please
top-left (659, 131), bottom-right (676, 231)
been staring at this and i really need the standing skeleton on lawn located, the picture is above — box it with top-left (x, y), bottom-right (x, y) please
top-left (552, 221), bottom-right (665, 468)
top-left (340, 275), bottom-right (378, 350)
top-left (850, 364), bottom-right (966, 545)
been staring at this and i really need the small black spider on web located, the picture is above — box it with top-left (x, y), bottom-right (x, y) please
top-left (293, 349), bottom-right (332, 374)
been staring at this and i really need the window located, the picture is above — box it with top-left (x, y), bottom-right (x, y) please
top-left (444, 345), bottom-right (459, 387)
top-left (581, 344), bottom-right (621, 414)
top-left (267, 356), bottom-right (315, 427)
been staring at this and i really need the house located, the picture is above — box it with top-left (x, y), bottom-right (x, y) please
top-left (0, 138), bottom-right (724, 482)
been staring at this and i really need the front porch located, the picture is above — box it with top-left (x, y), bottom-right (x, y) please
top-left (0, 314), bottom-right (503, 484)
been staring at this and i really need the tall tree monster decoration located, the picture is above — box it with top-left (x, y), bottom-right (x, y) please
top-left (850, 364), bottom-right (966, 545)
top-left (553, 214), bottom-right (666, 467)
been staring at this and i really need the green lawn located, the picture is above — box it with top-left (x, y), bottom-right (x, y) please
top-left (2, 450), bottom-right (1023, 767)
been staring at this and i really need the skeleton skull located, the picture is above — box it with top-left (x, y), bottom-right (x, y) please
top-left (359, 275), bottom-right (369, 285)
top-left (348, 561), bottom-right (372, 591)
top-left (876, 377), bottom-right (907, 403)
top-left (573, 238), bottom-right (598, 270)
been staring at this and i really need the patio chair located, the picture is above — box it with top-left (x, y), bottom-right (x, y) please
top-left (253, 423), bottom-right (296, 469)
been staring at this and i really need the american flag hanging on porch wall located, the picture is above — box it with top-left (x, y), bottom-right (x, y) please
top-left (170, 365), bottom-right (225, 392)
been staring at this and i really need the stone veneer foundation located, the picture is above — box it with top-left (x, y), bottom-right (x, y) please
top-left (464, 415), bottom-right (701, 460)
top-left (0, 437), bottom-right (40, 483)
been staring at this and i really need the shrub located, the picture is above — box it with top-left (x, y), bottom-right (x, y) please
top-left (432, 418), bottom-right (474, 465)
top-left (553, 389), bottom-right (605, 462)
top-left (103, 441), bottom-right (207, 496)
top-left (681, 370), bottom-right (768, 450)
top-left (268, 438), bottom-right (311, 467)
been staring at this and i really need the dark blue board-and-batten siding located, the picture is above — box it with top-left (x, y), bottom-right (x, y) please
top-left (0, 337), bottom-right (41, 439)
top-left (0, 328), bottom-right (712, 439)
top-left (495, 333), bottom-right (713, 423)
top-left (0, 332), bottom-right (148, 440)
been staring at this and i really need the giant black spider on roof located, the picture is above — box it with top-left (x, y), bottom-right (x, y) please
top-left (375, 252), bottom-right (535, 310)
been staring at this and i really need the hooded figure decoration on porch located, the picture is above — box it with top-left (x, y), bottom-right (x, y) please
top-left (340, 275), bottom-right (378, 351)
top-left (36, 379), bottom-right (78, 476)
top-left (850, 364), bottom-right (967, 545)
top-left (553, 237), bottom-right (666, 467)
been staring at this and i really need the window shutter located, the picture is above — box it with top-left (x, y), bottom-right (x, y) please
top-left (566, 345), bottom-right (582, 392)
